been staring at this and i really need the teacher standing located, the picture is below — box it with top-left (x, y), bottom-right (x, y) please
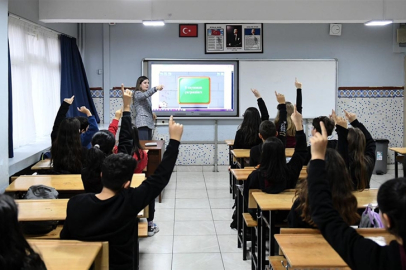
top-left (133, 76), bottom-right (164, 140)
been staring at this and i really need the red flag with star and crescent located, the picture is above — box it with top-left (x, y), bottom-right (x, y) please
top-left (179, 24), bottom-right (198, 37)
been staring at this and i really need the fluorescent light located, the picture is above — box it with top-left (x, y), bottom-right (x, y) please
top-left (365, 20), bottom-right (393, 26)
top-left (142, 20), bottom-right (165, 26)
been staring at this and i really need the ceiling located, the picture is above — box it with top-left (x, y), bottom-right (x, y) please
top-left (38, 0), bottom-right (406, 23)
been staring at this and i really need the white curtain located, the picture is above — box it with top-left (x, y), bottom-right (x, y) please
top-left (8, 16), bottom-right (61, 149)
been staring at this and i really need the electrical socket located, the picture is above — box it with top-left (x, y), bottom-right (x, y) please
top-left (159, 136), bottom-right (165, 140)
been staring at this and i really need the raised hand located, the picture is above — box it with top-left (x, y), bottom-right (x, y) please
top-left (114, 109), bottom-right (123, 120)
top-left (169, 115), bottom-right (183, 142)
top-left (251, 88), bottom-right (261, 99)
top-left (156, 85), bottom-right (164, 91)
top-left (310, 121), bottom-right (328, 160)
top-left (77, 106), bottom-right (92, 117)
top-left (344, 110), bottom-right (357, 123)
top-left (291, 105), bottom-right (303, 131)
top-left (64, 95), bottom-right (75, 105)
top-left (335, 116), bottom-right (347, 129)
top-left (123, 89), bottom-right (133, 111)
top-left (275, 91), bottom-right (286, 104)
top-left (295, 77), bottom-right (302, 89)
top-left (153, 113), bottom-right (157, 121)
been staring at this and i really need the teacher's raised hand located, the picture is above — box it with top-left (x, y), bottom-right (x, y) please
top-left (156, 85), bottom-right (164, 91)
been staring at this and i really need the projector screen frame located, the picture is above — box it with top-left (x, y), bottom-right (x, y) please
top-left (143, 59), bottom-right (240, 118)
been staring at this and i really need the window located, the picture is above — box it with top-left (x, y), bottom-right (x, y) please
top-left (8, 16), bottom-right (61, 149)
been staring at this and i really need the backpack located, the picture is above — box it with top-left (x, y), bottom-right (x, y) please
top-left (20, 185), bottom-right (59, 235)
top-left (358, 204), bottom-right (383, 228)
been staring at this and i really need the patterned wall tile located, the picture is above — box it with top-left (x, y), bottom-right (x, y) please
top-left (92, 98), bottom-right (104, 123)
top-left (90, 90), bottom-right (104, 98)
top-left (338, 89), bottom-right (404, 98)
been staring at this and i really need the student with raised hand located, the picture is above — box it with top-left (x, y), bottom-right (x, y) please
top-left (0, 194), bottom-right (47, 270)
top-left (60, 115), bottom-right (183, 270)
top-left (333, 109), bottom-right (376, 190)
top-left (50, 95), bottom-right (99, 149)
top-left (133, 76), bottom-right (163, 140)
top-left (274, 78), bottom-right (302, 148)
top-left (288, 148), bottom-right (359, 228)
top-left (307, 122), bottom-right (406, 270)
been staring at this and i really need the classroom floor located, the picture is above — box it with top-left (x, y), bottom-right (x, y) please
top-left (138, 166), bottom-right (396, 270)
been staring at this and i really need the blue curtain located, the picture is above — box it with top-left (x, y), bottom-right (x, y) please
top-left (8, 42), bottom-right (13, 158)
top-left (60, 35), bottom-right (100, 122)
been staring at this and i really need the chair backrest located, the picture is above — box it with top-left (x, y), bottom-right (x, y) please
top-left (248, 189), bottom-right (261, 209)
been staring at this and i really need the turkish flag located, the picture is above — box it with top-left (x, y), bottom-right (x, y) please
top-left (211, 29), bottom-right (221, 35)
top-left (179, 24), bottom-right (198, 37)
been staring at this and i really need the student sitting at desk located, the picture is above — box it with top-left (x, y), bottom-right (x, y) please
top-left (0, 194), bottom-right (46, 270)
top-left (288, 148), bottom-right (359, 228)
top-left (333, 110), bottom-right (376, 190)
top-left (60, 115), bottom-right (183, 270)
top-left (249, 120), bottom-right (277, 166)
top-left (307, 122), bottom-right (406, 270)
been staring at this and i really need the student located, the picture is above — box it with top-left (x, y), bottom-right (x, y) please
top-left (81, 130), bottom-right (116, 193)
top-left (303, 116), bottom-right (337, 164)
top-left (288, 148), bottom-right (359, 228)
top-left (50, 95), bottom-right (99, 149)
top-left (60, 114), bottom-right (183, 270)
top-left (50, 117), bottom-right (86, 174)
top-left (233, 88), bottom-right (269, 150)
top-left (249, 120), bottom-right (277, 166)
top-left (333, 110), bottom-right (376, 190)
top-left (274, 78), bottom-right (302, 148)
top-left (0, 194), bottom-right (46, 270)
top-left (307, 122), bottom-right (406, 270)
top-left (133, 76), bottom-right (163, 140)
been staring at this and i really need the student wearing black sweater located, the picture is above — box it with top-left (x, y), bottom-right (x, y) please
top-left (333, 110), bottom-right (376, 190)
top-left (249, 120), bottom-right (277, 166)
top-left (233, 89), bottom-right (269, 150)
top-left (307, 122), bottom-right (406, 270)
top-left (60, 113), bottom-right (183, 270)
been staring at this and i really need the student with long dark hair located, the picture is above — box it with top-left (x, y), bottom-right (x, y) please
top-left (233, 88), bottom-right (269, 150)
top-left (333, 110), bottom-right (376, 190)
top-left (0, 194), bottom-right (47, 270)
top-left (307, 122), bottom-right (406, 270)
top-left (274, 78), bottom-right (302, 148)
top-left (133, 76), bottom-right (163, 140)
top-left (288, 148), bottom-right (359, 228)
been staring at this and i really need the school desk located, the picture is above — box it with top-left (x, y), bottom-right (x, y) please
top-left (389, 147), bottom-right (406, 178)
top-left (6, 174), bottom-right (146, 194)
top-left (141, 140), bottom-right (165, 202)
top-left (31, 159), bottom-right (52, 170)
top-left (274, 230), bottom-right (396, 269)
top-left (27, 240), bottom-right (107, 270)
top-left (225, 139), bottom-right (234, 195)
top-left (252, 189), bottom-right (379, 270)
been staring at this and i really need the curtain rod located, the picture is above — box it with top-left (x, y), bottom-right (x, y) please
top-left (8, 13), bottom-right (74, 39)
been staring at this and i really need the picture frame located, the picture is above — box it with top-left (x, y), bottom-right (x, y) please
top-left (179, 24), bottom-right (198, 37)
top-left (205, 23), bottom-right (263, 54)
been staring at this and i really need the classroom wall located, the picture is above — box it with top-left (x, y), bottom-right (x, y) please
top-left (9, 0), bottom-right (78, 38)
top-left (0, 0), bottom-right (8, 192)
top-left (85, 23), bottom-right (405, 166)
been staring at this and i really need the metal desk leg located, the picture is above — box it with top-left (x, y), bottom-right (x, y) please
top-left (395, 152), bottom-right (399, 178)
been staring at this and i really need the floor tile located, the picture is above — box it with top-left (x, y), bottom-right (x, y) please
top-left (207, 189), bottom-right (231, 199)
top-left (212, 209), bottom-right (234, 221)
top-left (176, 181), bottom-right (206, 190)
top-left (172, 253), bottom-right (224, 270)
top-left (214, 220), bottom-right (236, 235)
top-left (222, 252), bottom-right (251, 270)
top-left (162, 189), bottom-right (176, 199)
top-left (176, 198), bottom-right (210, 209)
top-left (155, 198), bottom-right (175, 209)
top-left (209, 198), bottom-right (234, 209)
top-left (153, 208), bottom-right (175, 222)
top-left (139, 254), bottom-right (172, 270)
top-left (174, 221), bottom-right (216, 236)
top-left (205, 181), bottom-right (230, 189)
top-left (155, 221), bottom-right (174, 236)
top-left (139, 235), bottom-right (173, 254)
top-left (176, 189), bottom-right (208, 199)
top-left (175, 209), bottom-right (213, 221)
top-left (173, 235), bottom-right (220, 253)
top-left (217, 235), bottom-right (240, 253)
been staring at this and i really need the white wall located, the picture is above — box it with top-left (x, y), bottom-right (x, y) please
top-left (9, 0), bottom-right (77, 38)
top-left (0, 0), bottom-right (8, 192)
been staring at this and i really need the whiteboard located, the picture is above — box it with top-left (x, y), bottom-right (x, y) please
top-left (239, 60), bottom-right (337, 119)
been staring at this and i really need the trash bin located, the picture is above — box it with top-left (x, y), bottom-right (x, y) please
top-left (373, 139), bottom-right (389, 175)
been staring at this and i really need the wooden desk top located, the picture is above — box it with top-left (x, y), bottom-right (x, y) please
top-left (389, 147), bottom-right (406, 155)
top-left (7, 174), bottom-right (146, 192)
top-left (141, 140), bottom-right (165, 151)
top-left (253, 189), bottom-right (378, 211)
top-left (285, 148), bottom-right (294, 157)
top-left (231, 148), bottom-right (295, 159)
top-left (231, 168), bottom-right (255, 180)
top-left (275, 231), bottom-right (395, 269)
top-left (225, 139), bottom-right (234, 146)
top-left (28, 240), bottom-right (102, 270)
top-left (31, 159), bottom-right (52, 170)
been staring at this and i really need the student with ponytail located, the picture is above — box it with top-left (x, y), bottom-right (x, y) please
top-left (307, 122), bottom-right (406, 270)
top-left (333, 110), bottom-right (376, 190)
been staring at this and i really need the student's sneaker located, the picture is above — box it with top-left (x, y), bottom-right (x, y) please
top-left (148, 223), bottom-right (160, 237)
